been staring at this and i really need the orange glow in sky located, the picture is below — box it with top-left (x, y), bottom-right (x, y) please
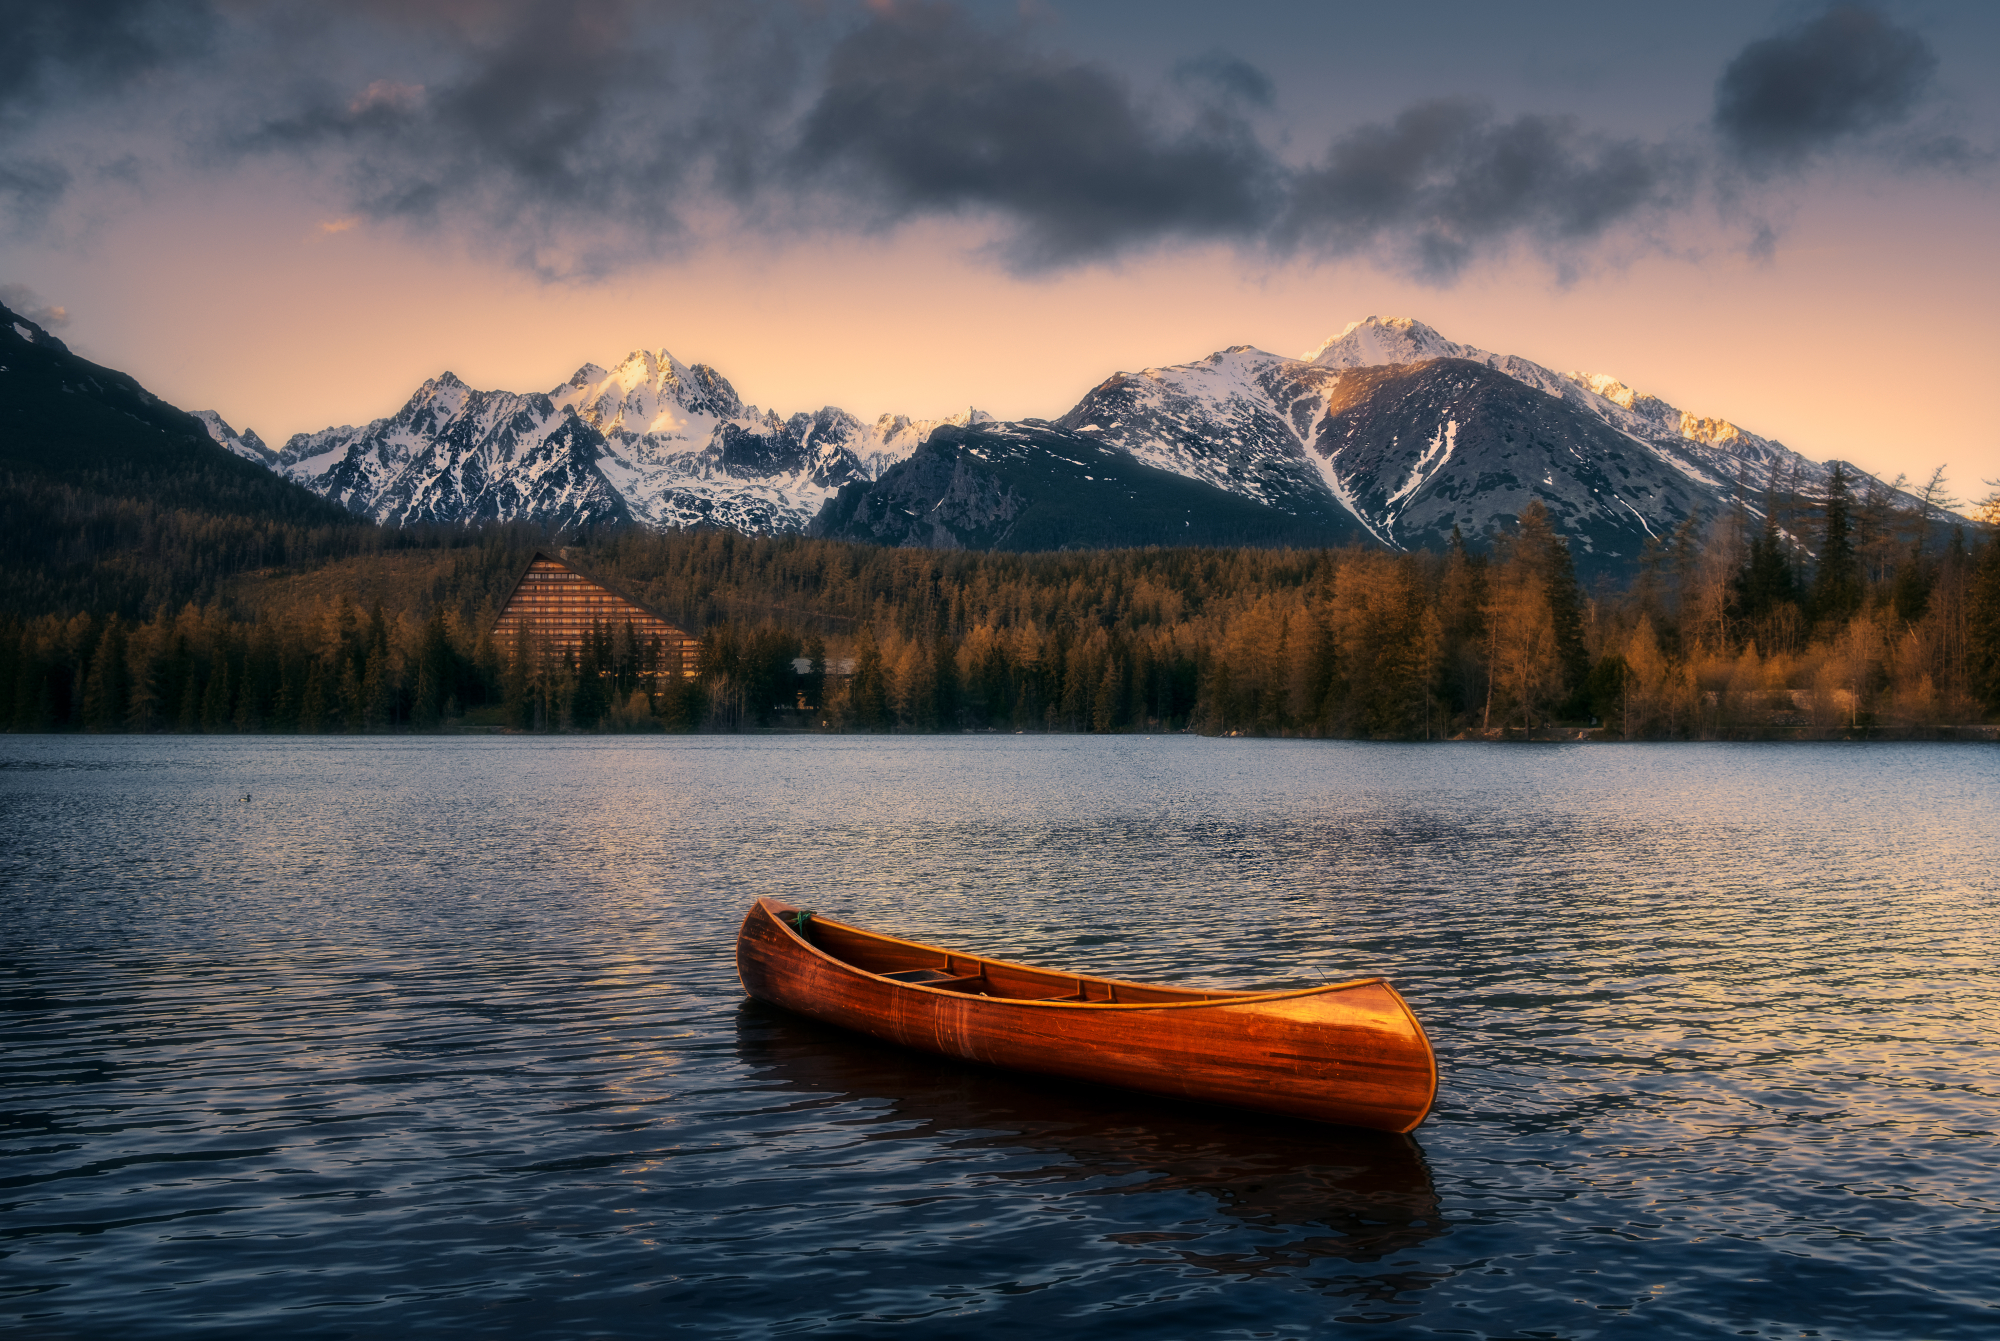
top-left (5, 1), bottom-right (1997, 500)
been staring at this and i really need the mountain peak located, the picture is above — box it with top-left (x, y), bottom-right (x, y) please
top-left (609, 347), bottom-right (690, 390)
top-left (192, 410), bottom-right (275, 464)
top-left (1305, 315), bottom-right (1466, 369)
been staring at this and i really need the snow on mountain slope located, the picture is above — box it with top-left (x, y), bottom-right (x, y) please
top-left (1056, 315), bottom-right (1941, 573)
top-left (545, 348), bottom-right (966, 531)
top-left (273, 348), bottom-right (960, 533)
top-left (254, 315), bottom-right (1937, 570)
top-left (1307, 317), bottom-right (1827, 495)
top-left (1059, 348), bottom-right (1716, 572)
top-left (810, 418), bottom-right (1369, 552)
top-left (193, 410), bottom-right (275, 465)
top-left (1060, 345), bottom-right (1342, 513)
top-left (273, 373), bottom-right (629, 528)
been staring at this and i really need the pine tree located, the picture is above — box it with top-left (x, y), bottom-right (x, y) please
top-left (848, 627), bottom-right (889, 731)
top-left (1731, 508), bottom-right (1798, 626)
top-left (1811, 463), bottom-right (1863, 627)
top-left (1967, 536), bottom-right (2000, 717)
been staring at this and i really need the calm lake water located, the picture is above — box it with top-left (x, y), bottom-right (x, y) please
top-left (2, 735), bottom-right (1995, 1340)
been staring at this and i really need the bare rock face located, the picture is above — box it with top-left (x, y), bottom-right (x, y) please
top-left (810, 421), bottom-right (1369, 553)
top-left (272, 374), bottom-right (631, 530)
top-left (245, 314), bottom-right (1945, 577)
top-left (1052, 315), bottom-right (1942, 577)
top-left (1054, 345), bottom-right (1709, 573)
top-left (271, 349), bottom-right (964, 534)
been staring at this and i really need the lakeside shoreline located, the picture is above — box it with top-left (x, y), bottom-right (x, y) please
top-left (7, 723), bottom-right (1998, 743)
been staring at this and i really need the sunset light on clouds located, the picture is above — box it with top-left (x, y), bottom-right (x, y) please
top-left (3, 0), bottom-right (1996, 495)
top-left (10, 14), bottom-right (2000, 1331)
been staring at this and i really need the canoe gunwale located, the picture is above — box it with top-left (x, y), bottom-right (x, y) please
top-left (739, 897), bottom-right (1440, 1133)
top-left (756, 899), bottom-right (1403, 1013)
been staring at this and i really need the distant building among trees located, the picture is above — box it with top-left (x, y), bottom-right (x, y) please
top-left (494, 550), bottom-right (698, 683)
top-left (5, 482), bottom-right (1998, 737)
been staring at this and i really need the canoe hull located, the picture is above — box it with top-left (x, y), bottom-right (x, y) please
top-left (736, 900), bottom-right (1436, 1133)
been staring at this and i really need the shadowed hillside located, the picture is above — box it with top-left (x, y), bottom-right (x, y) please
top-left (1, 302), bottom-right (370, 617)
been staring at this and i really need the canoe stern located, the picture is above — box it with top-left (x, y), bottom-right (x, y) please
top-left (734, 898), bottom-right (1437, 1133)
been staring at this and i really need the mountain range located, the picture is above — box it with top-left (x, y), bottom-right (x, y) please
top-left (208, 350), bottom-right (979, 533)
top-left (174, 315), bottom-right (1943, 575)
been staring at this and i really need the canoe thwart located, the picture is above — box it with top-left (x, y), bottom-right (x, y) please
top-left (880, 969), bottom-right (988, 992)
top-left (735, 897), bottom-right (1438, 1133)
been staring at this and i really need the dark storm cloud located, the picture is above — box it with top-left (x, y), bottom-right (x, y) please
top-left (235, 0), bottom-right (805, 277)
top-left (1, 1), bottom-right (1983, 281)
top-left (795, 7), bottom-right (1278, 268)
top-left (1714, 4), bottom-right (1937, 169)
top-left (1283, 100), bottom-right (1695, 281)
top-left (1170, 50), bottom-right (1276, 109)
top-left (0, 0), bottom-right (211, 221)
top-left (0, 0), bottom-right (215, 115)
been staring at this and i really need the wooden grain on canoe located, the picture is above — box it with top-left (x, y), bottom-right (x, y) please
top-left (735, 897), bottom-right (1437, 1133)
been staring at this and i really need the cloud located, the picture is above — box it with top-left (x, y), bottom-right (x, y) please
top-left (1170, 49), bottom-right (1275, 109)
top-left (0, 155), bottom-right (72, 226)
top-left (1714, 5), bottom-right (1937, 170)
top-left (795, 6), bottom-right (1277, 269)
top-left (233, 0), bottom-right (806, 278)
top-left (0, 0), bottom-right (215, 117)
top-left (1283, 100), bottom-right (1695, 281)
top-left (0, 281), bottom-right (71, 327)
top-left (0, 0), bottom-right (1979, 284)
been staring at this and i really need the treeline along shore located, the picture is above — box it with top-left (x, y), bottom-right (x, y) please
top-left (7, 465), bottom-right (2000, 740)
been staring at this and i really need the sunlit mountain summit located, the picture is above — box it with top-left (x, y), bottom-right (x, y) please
top-left (197, 316), bottom-right (1939, 577)
top-left (234, 349), bottom-right (981, 533)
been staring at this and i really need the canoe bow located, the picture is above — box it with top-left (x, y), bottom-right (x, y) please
top-left (736, 897), bottom-right (1436, 1133)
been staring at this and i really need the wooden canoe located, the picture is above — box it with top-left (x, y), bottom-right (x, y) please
top-left (734, 898), bottom-right (1438, 1133)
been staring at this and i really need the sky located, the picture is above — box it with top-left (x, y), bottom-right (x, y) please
top-left (2, 0), bottom-right (1996, 502)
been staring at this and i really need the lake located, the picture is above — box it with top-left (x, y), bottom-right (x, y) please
top-left (2, 735), bottom-right (1995, 1339)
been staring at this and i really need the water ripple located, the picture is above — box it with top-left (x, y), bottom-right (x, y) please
top-left (1, 736), bottom-right (1995, 1338)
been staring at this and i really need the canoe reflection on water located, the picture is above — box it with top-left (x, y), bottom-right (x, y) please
top-left (736, 1000), bottom-right (1445, 1271)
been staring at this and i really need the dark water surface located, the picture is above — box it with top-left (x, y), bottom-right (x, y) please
top-left (2, 736), bottom-right (1995, 1340)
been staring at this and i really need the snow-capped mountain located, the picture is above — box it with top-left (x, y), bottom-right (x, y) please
top-left (1047, 315), bottom-right (1925, 570)
top-left (191, 411), bottom-right (275, 465)
top-left (547, 348), bottom-right (970, 531)
top-left (208, 314), bottom-right (1942, 576)
top-left (270, 374), bottom-right (630, 529)
top-left (810, 419), bottom-right (1369, 552)
top-left (1304, 316), bottom-right (1817, 493)
top-left (252, 349), bottom-right (965, 532)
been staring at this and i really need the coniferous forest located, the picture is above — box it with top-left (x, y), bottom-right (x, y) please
top-left (6, 459), bottom-right (2000, 738)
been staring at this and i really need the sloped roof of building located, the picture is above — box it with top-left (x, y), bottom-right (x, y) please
top-left (493, 549), bottom-right (692, 639)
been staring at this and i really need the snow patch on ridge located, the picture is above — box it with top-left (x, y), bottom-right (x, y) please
top-left (1303, 442), bottom-right (1393, 546)
top-left (272, 345), bottom-right (978, 532)
top-left (1388, 419), bottom-right (1456, 511)
top-left (193, 409), bottom-right (275, 464)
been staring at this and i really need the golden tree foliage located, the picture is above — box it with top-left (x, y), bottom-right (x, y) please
top-left (5, 489), bottom-right (1998, 735)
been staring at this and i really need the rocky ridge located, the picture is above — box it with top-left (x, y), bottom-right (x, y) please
top-left (197, 316), bottom-right (1942, 577)
top-left (239, 349), bottom-right (978, 531)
